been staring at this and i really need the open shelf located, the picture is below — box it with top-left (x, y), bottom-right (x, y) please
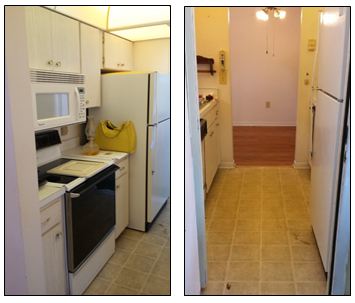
top-left (197, 55), bottom-right (216, 75)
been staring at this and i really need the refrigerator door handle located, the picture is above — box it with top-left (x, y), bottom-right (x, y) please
top-left (310, 103), bottom-right (316, 158)
top-left (150, 124), bottom-right (158, 149)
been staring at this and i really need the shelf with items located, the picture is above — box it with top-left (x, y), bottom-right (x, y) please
top-left (197, 55), bottom-right (216, 75)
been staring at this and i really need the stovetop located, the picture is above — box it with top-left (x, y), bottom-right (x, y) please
top-left (37, 158), bottom-right (72, 186)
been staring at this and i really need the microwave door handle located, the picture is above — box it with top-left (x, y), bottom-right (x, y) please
top-left (74, 87), bottom-right (80, 116)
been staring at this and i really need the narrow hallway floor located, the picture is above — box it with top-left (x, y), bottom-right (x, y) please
top-left (203, 167), bottom-right (326, 295)
top-left (84, 202), bottom-right (170, 295)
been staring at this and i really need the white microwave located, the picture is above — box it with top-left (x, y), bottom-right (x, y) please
top-left (31, 70), bottom-right (87, 131)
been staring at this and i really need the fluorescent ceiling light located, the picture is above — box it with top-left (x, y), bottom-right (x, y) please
top-left (320, 12), bottom-right (339, 25)
top-left (111, 24), bottom-right (170, 42)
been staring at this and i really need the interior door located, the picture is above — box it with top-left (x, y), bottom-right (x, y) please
top-left (147, 119), bottom-right (170, 223)
top-left (310, 91), bottom-right (342, 271)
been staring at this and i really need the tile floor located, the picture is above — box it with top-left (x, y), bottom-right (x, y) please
top-left (203, 167), bottom-right (327, 295)
top-left (84, 201), bottom-right (170, 295)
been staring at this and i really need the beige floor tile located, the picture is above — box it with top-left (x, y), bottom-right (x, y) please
top-left (201, 282), bottom-right (225, 295)
top-left (296, 282), bottom-right (327, 295)
top-left (213, 206), bottom-right (238, 219)
top-left (105, 283), bottom-right (139, 295)
top-left (220, 191), bottom-right (239, 199)
top-left (224, 282), bottom-right (260, 295)
top-left (134, 242), bottom-right (162, 259)
top-left (148, 221), bottom-right (170, 239)
top-left (208, 261), bottom-right (228, 281)
top-left (284, 199), bottom-right (307, 208)
top-left (262, 231), bottom-right (289, 245)
top-left (288, 230), bottom-right (316, 246)
top-left (261, 262), bottom-right (293, 281)
top-left (260, 282), bottom-right (296, 295)
top-left (234, 231), bottom-right (261, 245)
top-left (239, 192), bottom-right (261, 200)
top-left (226, 261), bottom-right (260, 281)
top-left (83, 277), bottom-right (111, 295)
top-left (230, 245), bottom-right (260, 261)
top-left (262, 245), bottom-right (291, 261)
top-left (121, 228), bottom-right (144, 240)
top-left (239, 198), bottom-right (261, 207)
top-left (217, 198), bottom-right (239, 208)
top-left (141, 233), bottom-right (167, 247)
top-left (262, 219), bottom-right (287, 231)
top-left (141, 275), bottom-right (170, 295)
top-left (262, 199), bottom-right (283, 208)
top-left (262, 208), bottom-right (285, 219)
top-left (97, 262), bottom-right (121, 281)
top-left (114, 268), bottom-right (148, 290)
top-left (222, 186), bottom-right (242, 194)
top-left (151, 257), bottom-right (170, 279)
top-left (208, 231), bottom-right (233, 245)
top-left (209, 218), bottom-right (236, 232)
top-left (207, 245), bottom-right (231, 261)
top-left (108, 248), bottom-right (131, 266)
top-left (236, 219), bottom-right (260, 231)
top-left (292, 245), bottom-right (322, 262)
top-left (238, 207), bottom-right (261, 219)
top-left (293, 262), bottom-right (326, 282)
top-left (115, 236), bottom-right (139, 252)
top-left (287, 219), bottom-right (312, 231)
top-left (124, 254), bottom-right (155, 273)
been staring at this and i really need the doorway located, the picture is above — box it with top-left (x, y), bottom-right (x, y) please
top-left (229, 7), bottom-right (300, 166)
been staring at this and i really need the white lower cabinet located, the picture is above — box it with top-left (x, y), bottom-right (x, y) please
top-left (204, 122), bottom-right (220, 192)
top-left (40, 197), bottom-right (68, 295)
top-left (115, 158), bottom-right (129, 238)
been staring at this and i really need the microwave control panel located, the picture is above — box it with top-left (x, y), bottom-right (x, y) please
top-left (77, 87), bottom-right (86, 120)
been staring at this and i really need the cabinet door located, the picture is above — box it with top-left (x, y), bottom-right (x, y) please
top-left (104, 33), bottom-right (133, 71)
top-left (42, 223), bottom-right (67, 295)
top-left (51, 12), bottom-right (80, 73)
top-left (115, 173), bottom-right (129, 238)
top-left (80, 24), bottom-right (102, 107)
top-left (205, 123), bottom-right (219, 192)
top-left (25, 6), bottom-right (53, 70)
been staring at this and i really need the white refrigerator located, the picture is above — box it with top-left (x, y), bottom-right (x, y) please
top-left (310, 7), bottom-right (349, 272)
top-left (93, 72), bottom-right (170, 231)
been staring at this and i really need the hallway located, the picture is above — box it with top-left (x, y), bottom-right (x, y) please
top-left (203, 167), bottom-right (326, 295)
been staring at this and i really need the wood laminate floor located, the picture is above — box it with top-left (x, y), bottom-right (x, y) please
top-left (233, 126), bottom-right (296, 166)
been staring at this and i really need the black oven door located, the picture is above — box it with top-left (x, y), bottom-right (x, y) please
top-left (65, 165), bottom-right (118, 273)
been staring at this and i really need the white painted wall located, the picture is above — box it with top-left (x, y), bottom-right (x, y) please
top-left (5, 6), bottom-right (46, 294)
top-left (230, 7), bottom-right (301, 126)
top-left (133, 38), bottom-right (170, 73)
top-left (195, 8), bottom-right (234, 167)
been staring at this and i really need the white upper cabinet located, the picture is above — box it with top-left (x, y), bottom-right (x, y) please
top-left (103, 32), bottom-right (133, 71)
top-left (80, 23), bottom-right (102, 107)
top-left (25, 6), bottom-right (80, 73)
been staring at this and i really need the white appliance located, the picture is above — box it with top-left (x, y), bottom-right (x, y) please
top-left (93, 72), bottom-right (170, 231)
top-left (31, 69), bottom-right (86, 131)
top-left (310, 7), bottom-right (349, 272)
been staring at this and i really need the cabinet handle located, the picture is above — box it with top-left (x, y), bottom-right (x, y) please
top-left (120, 166), bottom-right (126, 171)
top-left (55, 232), bottom-right (62, 240)
top-left (117, 63), bottom-right (120, 67)
top-left (121, 63), bottom-right (125, 67)
top-left (216, 123), bottom-right (220, 126)
top-left (55, 61), bottom-right (61, 67)
top-left (116, 185), bottom-right (120, 189)
top-left (210, 131), bottom-right (214, 137)
top-left (152, 170), bottom-right (155, 175)
top-left (86, 100), bottom-right (90, 104)
top-left (47, 60), bottom-right (53, 66)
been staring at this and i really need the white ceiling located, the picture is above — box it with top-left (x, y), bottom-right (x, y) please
top-left (46, 6), bottom-right (170, 41)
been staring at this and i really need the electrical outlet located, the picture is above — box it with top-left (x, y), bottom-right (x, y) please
top-left (265, 101), bottom-right (271, 108)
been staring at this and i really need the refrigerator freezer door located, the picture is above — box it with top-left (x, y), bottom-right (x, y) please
top-left (318, 7), bottom-right (349, 99)
top-left (310, 91), bottom-right (342, 272)
top-left (147, 119), bottom-right (170, 223)
top-left (148, 73), bottom-right (170, 124)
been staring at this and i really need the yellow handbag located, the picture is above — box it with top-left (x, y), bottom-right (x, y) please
top-left (95, 120), bottom-right (136, 153)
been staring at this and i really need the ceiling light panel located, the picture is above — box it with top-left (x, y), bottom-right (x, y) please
top-left (111, 24), bottom-right (170, 41)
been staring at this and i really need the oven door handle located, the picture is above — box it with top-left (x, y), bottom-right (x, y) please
top-left (70, 193), bottom-right (81, 198)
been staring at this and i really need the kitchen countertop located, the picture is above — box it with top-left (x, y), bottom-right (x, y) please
top-left (62, 147), bottom-right (128, 162)
top-left (39, 184), bottom-right (65, 209)
top-left (199, 99), bottom-right (218, 116)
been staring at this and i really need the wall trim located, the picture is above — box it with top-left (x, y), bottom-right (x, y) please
top-left (219, 161), bottom-right (235, 169)
top-left (293, 160), bottom-right (310, 169)
top-left (233, 122), bottom-right (297, 127)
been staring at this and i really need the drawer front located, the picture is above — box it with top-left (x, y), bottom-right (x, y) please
top-left (40, 199), bottom-right (62, 234)
top-left (203, 104), bottom-right (219, 131)
top-left (115, 158), bottom-right (129, 179)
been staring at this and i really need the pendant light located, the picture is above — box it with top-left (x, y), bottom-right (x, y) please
top-left (256, 7), bottom-right (286, 21)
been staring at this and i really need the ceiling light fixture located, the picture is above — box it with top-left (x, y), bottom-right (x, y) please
top-left (256, 7), bottom-right (286, 21)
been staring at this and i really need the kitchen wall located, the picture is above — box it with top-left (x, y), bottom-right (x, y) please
top-left (294, 7), bottom-right (320, 167)
top-left (194, 7), bottom-right (234, 167)
top-left (133, 38), bottom-right (170, 73)
top-left (230, 7), bottom-right (301, 126)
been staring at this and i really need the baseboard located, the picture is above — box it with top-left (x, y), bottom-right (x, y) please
top-left (219, 161), bottom-right (235, 169)
top-left (293, 160), bottom-right (310, 169)
top-left (233, 122), bottom-right (297, 127)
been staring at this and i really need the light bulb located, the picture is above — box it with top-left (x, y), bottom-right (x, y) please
top-left (278, 10), bottom-right (286, 19)
top-left (256, 10), bottom-right (269, 21)
top-left (320, 12), bottom-right (338, 25)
